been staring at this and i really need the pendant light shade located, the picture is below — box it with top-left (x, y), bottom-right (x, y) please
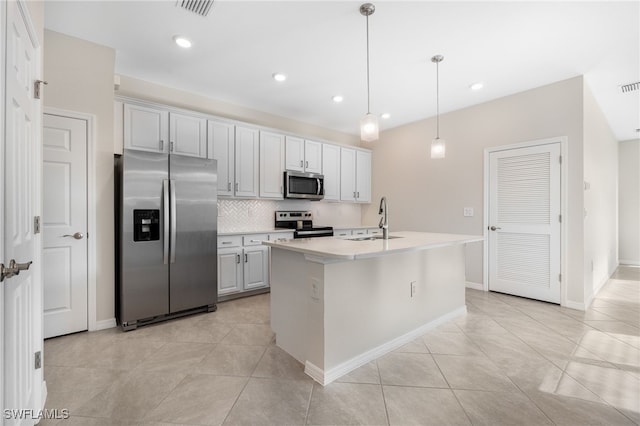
top-left (430, 54), bottom-right (445, 159)
top-left (361, 113), bottom-right (379, 142)
top-left (360, 3), bottom-right (378, 142)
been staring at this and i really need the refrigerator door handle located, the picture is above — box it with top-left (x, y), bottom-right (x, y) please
top-left (170, 179), bottom-right (177, 264)
top-left (162, 179), bottom-right (170, 264)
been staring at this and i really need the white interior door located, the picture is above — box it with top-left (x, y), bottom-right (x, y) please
top-left (3, 0), bottom-right (44, 420)
top-left (43, 114), bottom-right (87, 338)
top-left (488, 143), bottom-right (561, 303)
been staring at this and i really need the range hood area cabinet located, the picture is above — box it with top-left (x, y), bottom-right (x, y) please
top-left (122, 102), bottom-right (207, 158)
top-left (114, 98), bottom-right (372, 204)
top-left (284, 136), bottom-right (322, 174)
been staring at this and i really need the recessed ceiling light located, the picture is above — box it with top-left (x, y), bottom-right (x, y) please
top-left (272, 73), bottom-right (287, 82)
top-left (381, 113), bottom-right (390, 119)
top-left (470, 82), bottom-right (484, 91)
top-left (173, 35), bottom-right (192, 49)
top-left (332, 95), bottom-right (344, 103)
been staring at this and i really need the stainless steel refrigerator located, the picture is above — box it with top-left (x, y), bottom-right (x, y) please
top-left (116, 149), bottom-right (217, 330)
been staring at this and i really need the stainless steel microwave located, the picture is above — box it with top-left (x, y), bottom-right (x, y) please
top-left (284, 170), bottom-right (324, 200)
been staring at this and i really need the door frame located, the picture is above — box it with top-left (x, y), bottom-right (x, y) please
top-left (1, 0), bottom-right (6, 415)
top-left (483, 136), bottom-right (568, 306)
top-left (44, 107), bottom-right (99, 331)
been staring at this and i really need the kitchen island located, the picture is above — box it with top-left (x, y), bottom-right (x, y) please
top-left (263, 231), bottom-right (483, 385)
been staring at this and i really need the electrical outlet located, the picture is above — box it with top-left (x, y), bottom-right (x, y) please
top-left (311, 278), bottom-right (320, 301)
top-left (463, 207), bottom-right (474, 217)
top-left (410, 281), bottom-right (417, 297)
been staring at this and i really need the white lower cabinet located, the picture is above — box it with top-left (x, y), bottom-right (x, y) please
top-left (217, 232), bottom-right (293, 299)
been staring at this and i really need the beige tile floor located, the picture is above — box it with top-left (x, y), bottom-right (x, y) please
top-left (40, 266), bottom-right (640, 425)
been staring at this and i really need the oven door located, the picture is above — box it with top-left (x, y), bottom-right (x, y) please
top-left (284, 171), bottom-right (324, 200)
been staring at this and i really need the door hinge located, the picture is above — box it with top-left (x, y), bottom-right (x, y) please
top-left (559, 273), bottom-right (562, 282)
top-left (34, 216), bottom-right (41, 234)
top-left (34, 80), bottom-right (48, 99)
top-left (34, 351), bottom-right (42, 369)
top-left (559, 155), bottom-right (562, 164)
top-left (559, 214), bottom-right (562, 223)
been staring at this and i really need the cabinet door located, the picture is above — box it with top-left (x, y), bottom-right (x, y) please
top-left (285, 136), bottom-right (304, 171)
top-left (322, 143), bottom-right (340, 201)
top-left (260, 131), bottom-right (285, 199)
top-left (123, 103), bottom-right (168, 153)
top-left (243, 246), bottom-right (269, 290)
top-left (340, 147), bottom-right (356, 201)
top-left (304, 140), bottom-right (323, 174)
top-left (356, 149), bottom-right (372, 203)
top-left (218, 248), bottom-right (243, 295)
top-left (170, 112), bottom-right (207, 158)
top-left (235, 126), bottom-right (260, 197)
top-left (208, 120), bottom-right (235, 197)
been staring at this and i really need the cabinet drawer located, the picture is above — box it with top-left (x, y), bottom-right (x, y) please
top-left (334, 229), bottom-right (353, 237)
top-left (217, 235), bottom-right (242, 248)
top-left (352, 229), bottom-right (367, 236)
top-left (243, 234), bottom-right (269, 246)
top-left (269, 232), bottom-right (294, 242)
top-left (367, 228), bottom-right (381, 235)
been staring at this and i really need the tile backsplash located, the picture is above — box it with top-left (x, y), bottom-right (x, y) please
top-left (218, 199), bottom-right (363, 232)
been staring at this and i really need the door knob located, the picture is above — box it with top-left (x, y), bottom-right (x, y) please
top-left (1, 259), bottom-right (32, 282)
top-left (63, 232), bottom-right (84, 240)
top-left (489, 226), bottom-right (502, 231)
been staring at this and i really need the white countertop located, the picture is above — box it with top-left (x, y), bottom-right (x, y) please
top-left (262, 231), bottom-right (483, 260)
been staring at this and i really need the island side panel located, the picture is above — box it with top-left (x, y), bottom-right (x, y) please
top-left (270, 247), bottom-right (325, 368)
top-left (323, 244), bottom-right (467, 370)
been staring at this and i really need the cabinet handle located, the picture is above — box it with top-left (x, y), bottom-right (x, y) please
top-left (357, 191), bottom-right (360, 198)
top-left (300, 160), bottom-right (303, 167)
top-left (227, 182), bottom-right (231, 191)
top-left (244, 253), bottom-right (248, 263)
top-left (235, 182), bottom-right (239, 192)
top-left (250, 239), bottom-right (261, 243)
top-left (170, 141), bottom-right (174, 152)
top-left (306, 161), bottom-right (308, 168)
top-left (353, 191), bottom-right (356, 198)
top-left (236, 254), bottom-right (241, 264)
top-left (221, 241), bottom-right (232, 245)
top-left (159, 140), bottom-right (164, 151)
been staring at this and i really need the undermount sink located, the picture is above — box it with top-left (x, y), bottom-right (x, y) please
top-left (347, 235), bottom-right (403, 241)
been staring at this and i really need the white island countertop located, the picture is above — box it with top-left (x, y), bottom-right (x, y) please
top-left (262, 231), bottom-right (483, 261)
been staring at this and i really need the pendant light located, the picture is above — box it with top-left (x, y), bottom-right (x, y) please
top-left (360, 3), bottom-right (378, 142)
top-left (431, 54), bottom-right (445, 159)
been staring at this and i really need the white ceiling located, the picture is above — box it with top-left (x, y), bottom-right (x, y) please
top-left (44, 1), bottom-right (640, 141)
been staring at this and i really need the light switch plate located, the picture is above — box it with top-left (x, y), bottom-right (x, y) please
top-left (463, 207), bottom-right (474, 217)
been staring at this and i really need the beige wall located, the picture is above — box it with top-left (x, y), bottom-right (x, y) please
top-left (116, 75), bottom-right (360, 147)
top-left (619, 139), bottom-right (640, 265)
top-left (363, 77), bottom-right (589, 306)
top-left (583, 84), bottom-right (619, 298)
top-left (43, 30), bottom-right (116, 322)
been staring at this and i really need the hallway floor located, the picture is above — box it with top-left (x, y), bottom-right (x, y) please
top-left (41, 266), bottom-right (639, 425)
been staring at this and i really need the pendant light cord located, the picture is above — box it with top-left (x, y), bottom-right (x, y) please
top-left (366, 14), bottom-right (371, 114)
top-left (436, 59), bottom-right (440, 139)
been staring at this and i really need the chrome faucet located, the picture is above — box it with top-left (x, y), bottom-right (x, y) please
top-left (378, 196), bottom-right (389, 240)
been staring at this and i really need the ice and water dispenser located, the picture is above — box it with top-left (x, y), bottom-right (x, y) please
top-left (133, 209), bottom-right (160, 242)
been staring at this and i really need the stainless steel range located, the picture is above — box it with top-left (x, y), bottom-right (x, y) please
top-left (275, 211), bottom-right (333, 238)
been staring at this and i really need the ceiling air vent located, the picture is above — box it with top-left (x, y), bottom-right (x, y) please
top-left (620, 82), bottom-right (640, 93)
top-left (176, 0), bottom-right (214, 17)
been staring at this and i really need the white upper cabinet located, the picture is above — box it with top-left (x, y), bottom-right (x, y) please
top-left (260, 131), bottom-right (285, 199)
top-left (322, 143), bottom-right (341, 201)
top-left (285, 136), bottom-right (305, 172)
top-left (356, 149), bottom-right (372, 203)
top-left (285, 137), bottom-right (322, 174)
top-left (234, 126), bottom-right (260, 198)
top-left (170, 112), bottom-right (207, 158)
top-left (123, 103), bottom-right (169, 153)
top-left (340, 147), bottom-right (371, 203)
top-left (207, 119), bottom-right (235, 197)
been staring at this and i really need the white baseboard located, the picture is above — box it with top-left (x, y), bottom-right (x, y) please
top-left (619, 259), bottom-right (640, 266)
top-left (563, 300), bottom-right (586, 311)
top-left (304, 306), bottom-right (468, 386)
top-left (94, 318), bottom-right (117, 331)
top-left (465, 281), bottom-right (484, 291)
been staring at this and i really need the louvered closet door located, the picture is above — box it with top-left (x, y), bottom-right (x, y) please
top-left (488, 143), bottom-right (561, 303)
